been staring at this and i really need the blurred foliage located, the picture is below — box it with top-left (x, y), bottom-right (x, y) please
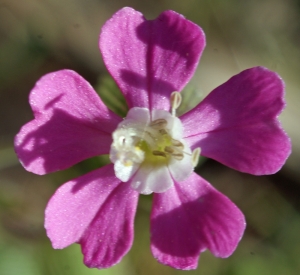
top-left (96, 75), bottom-right (129, 118)
top-left (1, 0), bottom-right (300, 274)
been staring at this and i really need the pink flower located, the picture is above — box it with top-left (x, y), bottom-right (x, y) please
top-left (14, 7), bottom-right (291, 270)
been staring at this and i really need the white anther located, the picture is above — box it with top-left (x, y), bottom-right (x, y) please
top-left (191, 147), bottom-right (201, 167)
top-left (170, 91), bottom-right (182, 116)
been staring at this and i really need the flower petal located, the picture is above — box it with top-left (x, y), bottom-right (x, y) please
top-left (130, 163), bottom-right (173, 194)
top-left (150, 172), bottom-right (245, 270)
top-left (181, 67), bottom-right (291, 175)
top-left (151, 109), bottom-right (184, 139)
top-left (113, 159), bottom-right (140, 182)
top-left (45, 164), bottom-right (139, 268)
top-left (126, 107), bottom-right (150, 124)
top-left (14, 70), bottom-right (121, 175)
top-left (45, 164), bottom-right (120, 248)
top-left (79, 176), bottom-right (139, 268)
top-left (168, 139), bottom-right (193, 182)
top-left (100, 7), bottom-right (205, 111)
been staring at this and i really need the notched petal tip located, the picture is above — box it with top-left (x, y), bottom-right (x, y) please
top-left (150, 173), bottom-right (246, 270)
top-left (182, 66), bottom-right (291, 175)
top-left (99, 7), bottom-right (206, 111)
top-left (14, 69), bottom-right (121, 175)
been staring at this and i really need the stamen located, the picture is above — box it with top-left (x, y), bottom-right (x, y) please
top-left (171, 139), bottom-right (184, 149)
top-left (152, 151), bottom-right (167, 157)
top-left (170, 91), bottom-right (182, 116)
top-left (171, 152), bottom-right (184, 160)
top-left (150, 119), bottom-right (167, 129)
top-left (192, 147), bottom-right (201, 167)
top-left (164, 146), bottom-right (174, 154)
top-left (110, 107), bottom-right (196, 188)
top-left (144, 130), bottom-right (155, 140)
top-left (159, 129), bottom-right (168, 135)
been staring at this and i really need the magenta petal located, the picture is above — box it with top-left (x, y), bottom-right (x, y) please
top-left (150, 172), bottom-right (245, 270)
top-left (14, 70), bottom-right (122, 175)
top-left (181, 67), bottom-right (291, 175)
top-left (79, 175), bottom-right (139, 268)
top-left (45, 164), bottom-right (120, 248)
top-left (45, 164), bottom-right (139, 268)
top-left (100, 7), bottom-right (205, 111)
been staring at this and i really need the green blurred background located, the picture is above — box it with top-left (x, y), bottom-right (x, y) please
top-left (1, 0), bottom-right (300, 274)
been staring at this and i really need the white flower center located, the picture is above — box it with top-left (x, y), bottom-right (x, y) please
top-left (109, 92), bottom-right (200, 194)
